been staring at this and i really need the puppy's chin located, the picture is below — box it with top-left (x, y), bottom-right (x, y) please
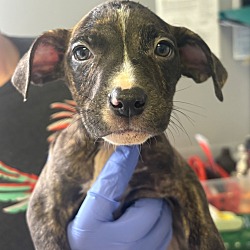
top-left (102, 131), bottom-right (151, 145)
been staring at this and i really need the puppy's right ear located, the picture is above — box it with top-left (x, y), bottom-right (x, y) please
top-left (12, 29), bottom-right (69, 100)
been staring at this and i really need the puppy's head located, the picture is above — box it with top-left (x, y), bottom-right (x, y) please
top-left (12, 1), bottom-right (227, 145)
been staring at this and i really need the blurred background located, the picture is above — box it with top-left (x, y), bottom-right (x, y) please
top-left (0, 0), bottom-right (250, 249)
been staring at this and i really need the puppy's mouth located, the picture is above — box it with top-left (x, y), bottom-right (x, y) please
top-left (102, 129), bottom-right (151, 145)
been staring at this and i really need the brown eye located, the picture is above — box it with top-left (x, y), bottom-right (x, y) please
top-left (155, 41), bottom-right (173, 57)
top-left (73, 46), bottom-right (92, 61)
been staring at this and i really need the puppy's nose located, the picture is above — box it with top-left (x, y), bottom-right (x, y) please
top-left (109, 87), bottom-right (147, 117)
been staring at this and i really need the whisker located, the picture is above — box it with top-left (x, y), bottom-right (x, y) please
top-left (168, 121), bottom-right (180, 135)
top-left (94, 137), bottom-right (103, 144)
top-left (145, 139), bottom-right (152, 149)
top-left (102, 140), bottom-right (109, 151)
top-left (170, 115), bottom-right (192, 144)
top-left (152, 136), bottom-right (158, 144)
top-left (170, 117), bottom-right (191, 143)
top-left (164, 129), bottom-right (175, 144)
top-left (173, 105), bottom-right (205, 118)
top-left (171, 115), bottom-right (192, 132)
top-left (173, 100), bottom-right (205, 109)
top-left (175, 85), bottom-right (192, 92)
top-left (172, 108), bottom-right (195, 126)
top-left (171, 112), bottom-right (193, 133)
top-left (137, 144), bottom-right (143, 162)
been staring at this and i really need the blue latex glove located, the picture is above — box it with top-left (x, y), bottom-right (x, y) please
top-left (67, 146), bottom-right (172, 250)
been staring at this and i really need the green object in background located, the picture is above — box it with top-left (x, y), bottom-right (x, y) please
top-left (210, 205), bottom-right (250, 249)
top-left (220, 214), bottom-right (250, 250)
top-left (0, 161), bottom-right (37, 213)
top-left (2, 199), bottom-right (28, 214)
top-left (220, 6), bottom-right (250, 26)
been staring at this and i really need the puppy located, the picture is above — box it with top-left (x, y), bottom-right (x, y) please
top-left (12, 1), bottom-right (228, 249)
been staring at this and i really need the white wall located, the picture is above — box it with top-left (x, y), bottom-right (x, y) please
top-left (168, 1), bottom-right (250, 157)
top-left (0, 0), bottom-right (155, 36)
top-left (1, 0), bottom-right (249, 158)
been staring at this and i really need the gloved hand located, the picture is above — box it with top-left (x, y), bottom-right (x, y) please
top-left (67, 146), bottom-right (173, 250)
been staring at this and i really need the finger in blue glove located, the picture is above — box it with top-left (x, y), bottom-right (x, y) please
top-left (67, 145), bottom-right (172, 250)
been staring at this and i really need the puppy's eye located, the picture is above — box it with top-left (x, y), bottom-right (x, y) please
top-left (73, 46), bottom-right (92, 61)
top-left (155, 41), bottom-right (173, 57)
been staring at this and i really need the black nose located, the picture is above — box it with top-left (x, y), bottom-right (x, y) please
top-left (109, 87), bottom-right (147, 117)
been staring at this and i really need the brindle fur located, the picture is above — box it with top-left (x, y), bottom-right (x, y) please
top-left (12, 1), bottom-right (227, 249)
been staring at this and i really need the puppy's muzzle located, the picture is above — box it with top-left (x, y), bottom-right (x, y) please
top-left (109, 87), bottom-right (147, 117)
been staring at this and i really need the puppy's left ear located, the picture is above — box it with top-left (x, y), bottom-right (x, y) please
top-left (12, 29), bottom-right (69, 100)
top-left (172, 27), bottom-right (228, 101)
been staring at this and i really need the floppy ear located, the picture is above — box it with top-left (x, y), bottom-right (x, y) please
top-left (172, 27), bottom-right (228, 101)
top-left (12, 29), bottom-right (69, 100)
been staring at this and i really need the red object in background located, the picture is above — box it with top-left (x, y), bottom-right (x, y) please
top-left (189, 134), bottom-right (229, 180)
top-left (189, 154), bottom-right (241, 212)
top-left (188, 156), bottom-right (207, 181)
top-left (188, 134), bottom-right (242, 212)
top-left (203, 180), bottom-right (241, 213)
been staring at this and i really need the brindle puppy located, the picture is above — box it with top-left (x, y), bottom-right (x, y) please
top-left (12, 1), bottom-right (227, 249)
